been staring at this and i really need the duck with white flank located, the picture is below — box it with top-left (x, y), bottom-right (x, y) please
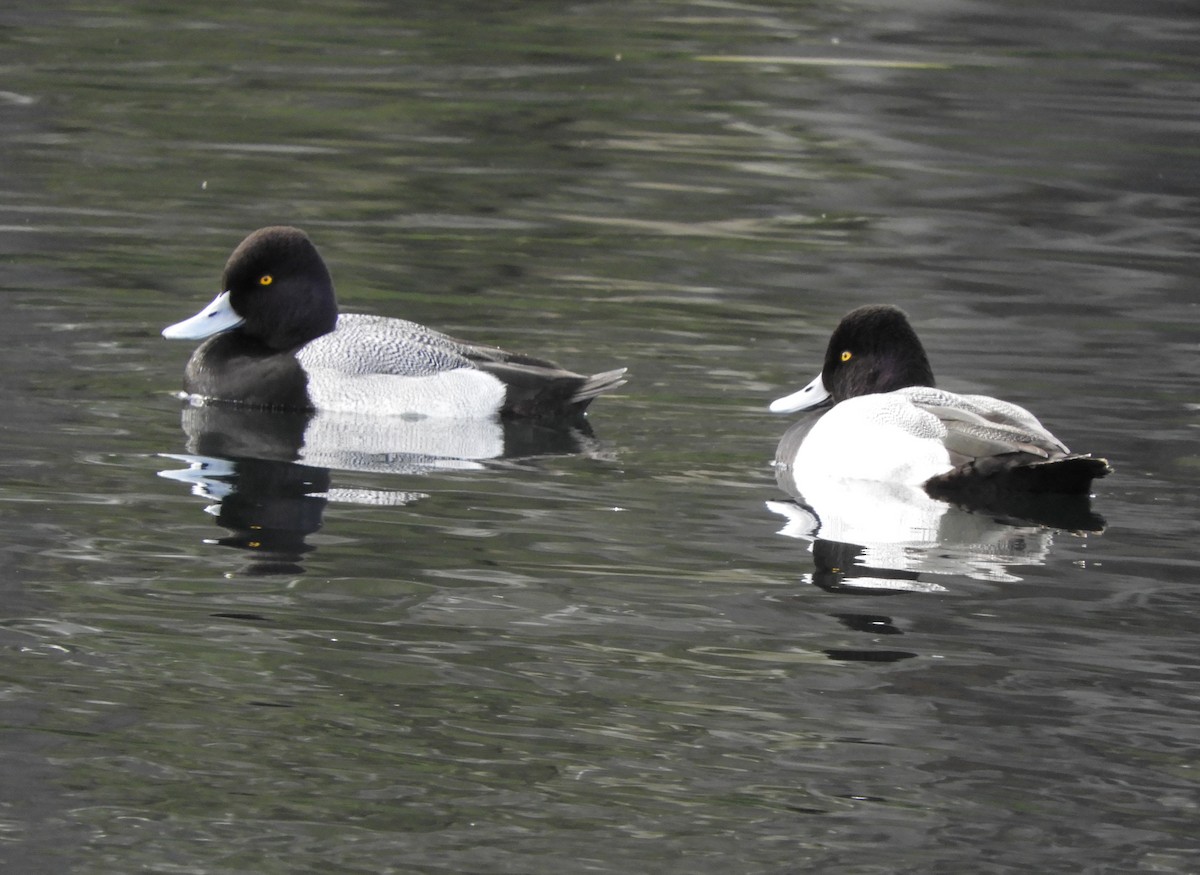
top-left (163, 227), bottom-right (626, 420)
top-left (770, 305), bottom-right (1110, 501)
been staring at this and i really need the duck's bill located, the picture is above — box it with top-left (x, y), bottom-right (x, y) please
top-left (769, 373), bottom-right (831, 413)
top-left (162, 291), bottom-right (245, 340)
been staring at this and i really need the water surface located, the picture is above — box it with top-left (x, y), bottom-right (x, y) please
top-left (1, 2), bottom-right (1197, 872)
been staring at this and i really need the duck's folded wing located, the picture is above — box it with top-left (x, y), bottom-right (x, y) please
top-left (928, 409), bottom-right (1058, 462)
top-left (902, 388), bottom-right (1070, 455)
top-left (897, 393), bottom-right (1067, 467)
top-left (332, 313), bottom-right (605, 375)
top-left (301, 315), bottom-right (476, 376)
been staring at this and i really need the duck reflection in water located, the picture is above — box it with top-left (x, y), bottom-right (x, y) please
top-left (159, 402), bottom-right (606, 574)
top-left (768, 461), bottom-right (1065, 593)
top-left (767, 306), bottom-right (1109, 593)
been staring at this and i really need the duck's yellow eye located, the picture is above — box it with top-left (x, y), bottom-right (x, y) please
top-left (840, 350), bottom-right (853, 362)
top-left (259, 274), bottom-right (273, 286)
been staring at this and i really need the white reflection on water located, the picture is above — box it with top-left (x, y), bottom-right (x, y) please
top-left (179, 401), bottom-right (503, 475)
top-left (156, 400), bottom-right (613, 573)
top-left (766, 459), bottom-right (1091, 590)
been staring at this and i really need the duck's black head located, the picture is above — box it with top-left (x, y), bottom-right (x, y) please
top-left (223, 226), bottom-right (338, 351)
top-left (820, 305), bottom-right (935, 402)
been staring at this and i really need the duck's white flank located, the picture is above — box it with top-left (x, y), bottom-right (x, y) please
top-left (299, 366), bottom-right (506, 418)
top-left (791, 393), bottom-right (955, 485)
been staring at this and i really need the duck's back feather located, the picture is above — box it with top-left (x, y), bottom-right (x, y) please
top-left (296, 314), bottom-right (476, 377)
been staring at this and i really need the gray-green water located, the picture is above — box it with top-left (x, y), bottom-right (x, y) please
top-left (1, 2), bottom-right (1197, 872)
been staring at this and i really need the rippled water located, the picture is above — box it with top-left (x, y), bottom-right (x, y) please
top-left (1, 2), bottom-right (1198, 872)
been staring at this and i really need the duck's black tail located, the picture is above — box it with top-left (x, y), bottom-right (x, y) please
top-left (485, 364), bottom-right (627, 419)
top-left (568, 368), bottom-right (628, 408)
top-left (925, 454), bottom-right (1112, 531)
top-left (927, 453), bottom-right (1111, 498)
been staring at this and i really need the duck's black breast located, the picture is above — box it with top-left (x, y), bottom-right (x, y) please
top-left (183, 331), bottom-right (312, 410)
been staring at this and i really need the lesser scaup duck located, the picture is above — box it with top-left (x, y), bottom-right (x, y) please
top-left (163, 226), bottom-right (627, 419)
top-left (770, 305), bottom-right (1111, 499)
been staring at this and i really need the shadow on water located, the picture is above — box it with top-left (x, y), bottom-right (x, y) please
top-left (158, 402), bottom-right (607, 573)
